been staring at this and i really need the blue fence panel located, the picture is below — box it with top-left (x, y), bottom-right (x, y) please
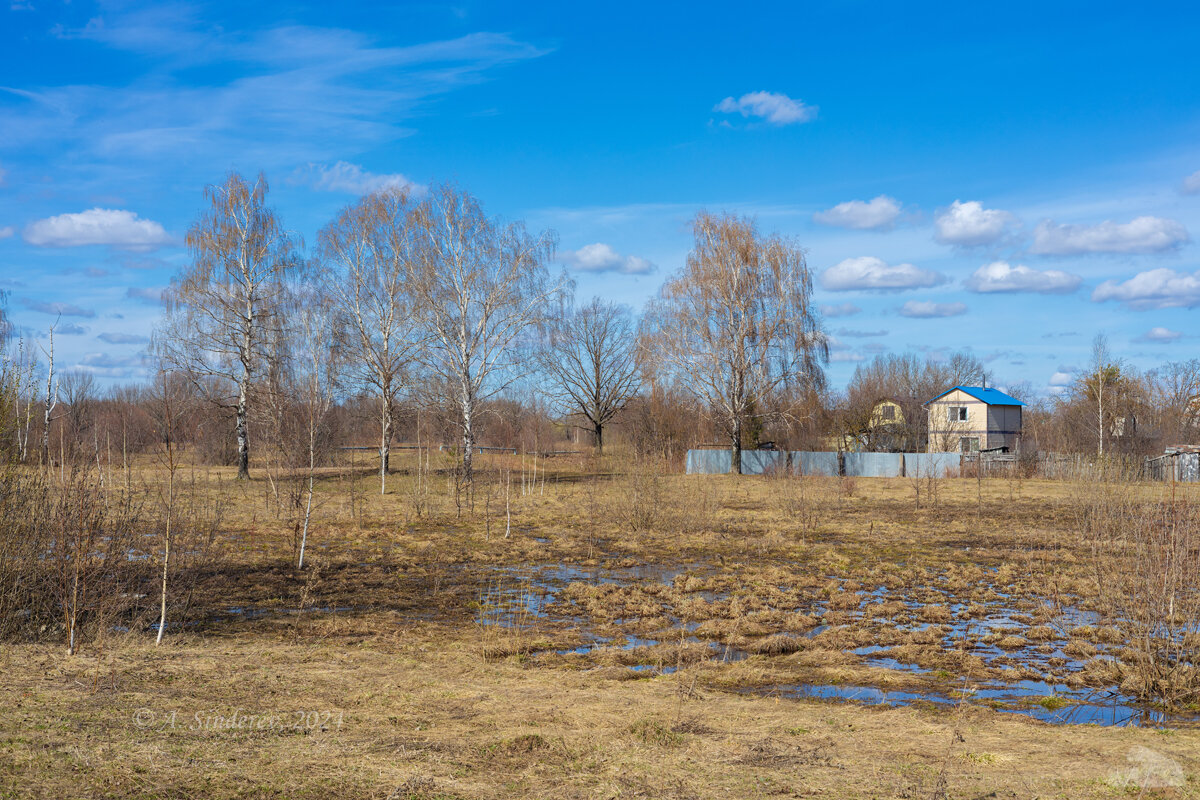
top-left (685, 449), bottom-right (788, 474)
top-left (903, 452), bottom-right (959, 478)
top-left (741, 450), bottom-right (787, 475)
top-left (689, 449), bottom-right (962, 478)
top-left (685, 449), bottom-right (731, 474)
top-left (844, 452), bottom-right (904, 478)
top-left (792, 451), bottom-right (839, 477)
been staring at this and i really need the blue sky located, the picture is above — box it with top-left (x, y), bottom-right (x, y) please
top-left (1, 1), bottom-right (1198, 392)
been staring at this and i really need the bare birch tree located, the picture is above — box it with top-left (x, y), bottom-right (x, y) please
top-left (289, 283), bottom-right (340, 568)
top-left (541, 297), bottom-right (640, 453)
top-left (642, 212), bottom-right (827, 474)
top-left (159, 172), bottom-right (296, 479)
top-left (39, 322), bottom-right (58, 468)
top-left (147, 369), bottom-right (189, 645)
top-left (318, 188), bottom-right (423, 494)
top-left (1070, 334), bottom-right (1136, 457)
top-left (410, 183), bottom-right (560, 487)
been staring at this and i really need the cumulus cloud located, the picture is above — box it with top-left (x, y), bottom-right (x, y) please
top-left (898, 301), bottom-right (967, 318)
top-left (821, 256), bottom-right (946, 292)
top-left (57, 323), bottom-right (89, 335)
top-left (819, 303), bottom-right (860, 318)
top-left (296, 161), bottom-right (421, 195)
top-left (1182, 170), bottom-right (1200, 195)
top-left (934, 200), bottom-right (1019, 246)
top-left (560, 243), bottom-right (654, 275)
top-left (24, 208), bottom-right (174, 250)
top-left (964, 261), bottom-right (1081, 294)
top-left (0, 226), bottom-right (13, 240)
top-left (98, 332), bottom-right (150, 344)
top-left (812, 195), bottom-right (901, 230)
top-left (713, 91), bottom-right (817, 125)
top-left (77, 351), bottom-right (149, 378)
top-left (1091, 268), bottom-right (1200, 310)
top-left (1031, 216), bottom-right (1188, 255)
top-left (835, 328), bottom-right (887, 338)
top-left (1135, 326), bottom-right (1182, 343)
top-left (826, 337), bottom-right (865, 363)
top-left (126, 286), bottom-right (167, 304)
top-left (20, 299), bottom-right (95, 318)
top-left (1049, 370), bottom-right (1074, 387)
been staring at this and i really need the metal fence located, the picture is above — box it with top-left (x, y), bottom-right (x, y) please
top-left (1143, 452), bottom-right (1200, 482)
top-left (684, 448), bottom-right (1200, 482)
top-left (684, 450), bottom-right (959, 478)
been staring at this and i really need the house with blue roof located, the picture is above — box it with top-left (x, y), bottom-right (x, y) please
top-left (924, 386), bottom-right (1023, 454)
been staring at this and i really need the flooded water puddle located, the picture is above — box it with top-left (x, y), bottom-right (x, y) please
top-left (465, 560), bottom-right (1200, 728)
top-left (755, 682), bottom-right (1184, 726)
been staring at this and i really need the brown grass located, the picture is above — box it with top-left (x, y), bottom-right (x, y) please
top-left (2, 454), bottom-right (1199, 797)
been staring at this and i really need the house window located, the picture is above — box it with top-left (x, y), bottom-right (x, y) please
top-left (947, 406), bottom-right (967, 423)
top-left (960, 437), bottom-right (979, 453)
top-left (881, 406), bottom-right (895, 420)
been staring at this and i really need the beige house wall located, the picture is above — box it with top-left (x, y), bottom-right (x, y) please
top-left (925, 388), bottom-right (1022, 453)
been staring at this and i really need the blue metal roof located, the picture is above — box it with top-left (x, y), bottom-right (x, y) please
top-left (926, 386), bottom-right (1024, 406)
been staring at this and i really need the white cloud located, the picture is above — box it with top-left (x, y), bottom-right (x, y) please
top-left (713, 91), bottom-right (817, 125)
top-left (1135, 326), bottom-right (1182, 343)
top-left (1031, 216), bottom-right (1188, 255)
top-left (77, 351), bottom-right (149, 379)
top-left (819, 303), bottom-right (860, 318)
top-left (964, 261), bottom-right (1081, 294)
top-left (57, 322), bottom-right (89, 335)
top-left (126, 286), bottom-right (167, 304)
top-left (3, 16), bottom-right (548, 182)
top-left (826, 337), bottom-right (864, 363)
top-left (1049, 371), bottom-right (1074, 387)
top-left (898, 301), bottom-right (967, 318)
top-left (835, 327), bottom-right (887, 338)
top-left (933, 200), bottom-right (1019, 247)
top-left (20, 299), bottom-right (95, 318)
top-left (813, 195), bottom-right (901, 230)
top-left (98, 332), bottom-right (150, 344)
top-left (0, 226), bottom-right (13, 240)
top-left (1091, 268), bottom-right (1200, 310)
top-left (24, 208), bottom-right (173, 250)
top-left (297, 161), bottom-right (421, 195)
top-left (1182, 170), bottom-right (1200, 195)
top-left (821, 256), bottom-right (946, 292)
top-left (560, 243), bottom-right (654, 275)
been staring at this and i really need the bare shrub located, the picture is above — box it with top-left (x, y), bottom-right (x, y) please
top-left (0, 464), bottom-right (150, 652)
top-left (1078, 481), bottom-right (1200, 709)
top-left (612, 456), bottom-right (665, 533)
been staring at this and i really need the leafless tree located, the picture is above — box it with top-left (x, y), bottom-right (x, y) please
top-left (541, 297), bottom-right (640, 453)
top-left (318, 188), bottom-right (424, 494)
top-left (1146, 358), bottom-right (1200, 445)
top-left (39, 322), bottom-right (58, 468)
top-left (838, 351), bottom-right (990, 452)
top-left (146, 369), bottom-right (189, 645)
top-left (59, 370), bottom-right (97, 461)
top-left (289, 284), bottom-right (341, 568)
top-left (159, 172), bottom-right (296, 479)
top-left (1067, 334), bottom-right (1140, 457)
top-left (641, 211), bottom-right (827, 473)
top-left (10, 339), bottom-right (37, 462)
top-left (410, 183), bottom-right (560, 487)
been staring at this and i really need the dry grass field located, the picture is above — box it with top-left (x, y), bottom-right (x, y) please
top-left (2, 452), bottom-right (1198, 799)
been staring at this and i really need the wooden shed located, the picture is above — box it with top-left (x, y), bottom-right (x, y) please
top-left (924, 386), bottom-right (1023, 454)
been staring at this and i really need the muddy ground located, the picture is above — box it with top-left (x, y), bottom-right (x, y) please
top-left (2, 459), bottom-right (1198, 797)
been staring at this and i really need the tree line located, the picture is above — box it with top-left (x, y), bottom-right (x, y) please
top-left (4, 172), bottom-right (1199, 483)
